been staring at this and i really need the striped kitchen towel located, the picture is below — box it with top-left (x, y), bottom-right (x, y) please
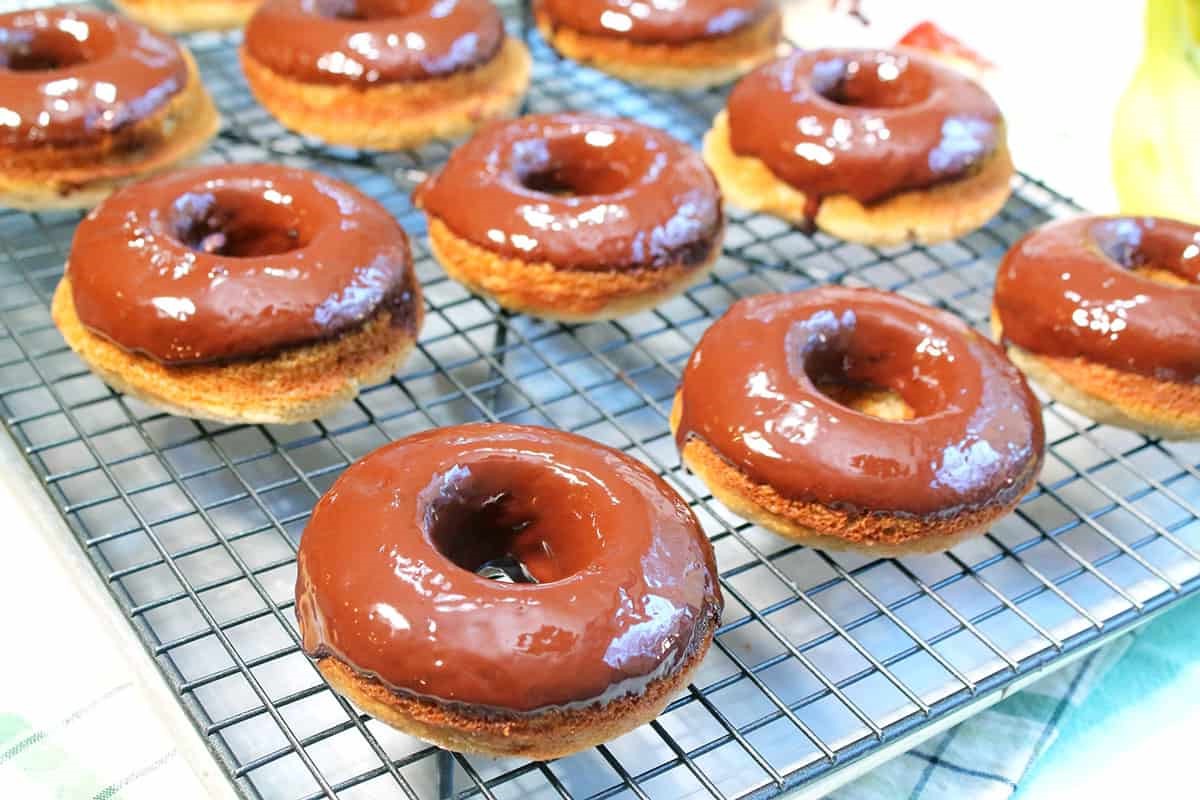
top-left (0, 686), bottom-right (182, 800)
top-left (0, 431), bottom-right (223, 800)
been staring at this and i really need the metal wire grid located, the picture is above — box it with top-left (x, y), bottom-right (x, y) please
top-left (2, 3), bottom-right (1200, 798)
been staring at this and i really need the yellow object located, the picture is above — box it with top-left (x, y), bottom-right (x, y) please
top-left (1112, 0), bottom-right (1200, 223)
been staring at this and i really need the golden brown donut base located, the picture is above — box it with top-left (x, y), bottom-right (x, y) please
top-left (702, 110), bottom-right (1015, 246)
top-left (314, 623), bottom-right (713, 759)
top-left (670, 393), bottom-right (1040, 556)
top-left (0, 52), bottom-right (219, 211)
top-left (425, 216), bottom-right (723, 322)
top-left (113, 0), bottom-right (259, 32)
top-left (535, 8), bottom-right (780, 89)
top-left (52, 277), bottom-right (423, 425)
top-left (240, 37), bottom-right (531, 150)
top-left (992, 313), bottom-right (1200, 440)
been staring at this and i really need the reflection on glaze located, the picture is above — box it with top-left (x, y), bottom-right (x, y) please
top-left (416, 112), bottom-right (722, 270)
top-left (995, 216), bottom-right (1200, 383)
top-left (675, 288), bottom-right (1045, 516)
top-left (726, 49), bottom-right (1002, 212)
top-left (295, 424), bottom-right (722, 712)
top-left (244, 0), bottom-right (504, 85)
top-left (67, 164), bottom-right (417, 365)
top-left (536, 0), bottom-right (776, 43)
top-left (0, 8), bottom-right (187, 147)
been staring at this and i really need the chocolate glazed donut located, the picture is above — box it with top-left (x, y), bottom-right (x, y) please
top-left (240, 0), bottom-right (531, 149)
top-left (672, 287), bottom-right (1045, 554)
top-left (994, 216), bottom-right (1200, 439)
top-left (0, 8), bottom-right (218, 209)
top-left (537, 0), bottom-right (775, 43)
top-left (244, 0), bottom-right (506, 85)
top-left (703, 48), bottom-right (1014, 245)
top-left (533, 0), bottom-right (781, 89)
top-left (52, 164), bottom-right (423, 424)
top-left (296, 423), bottom-right (723, 758)
top-left (68, 164), bottom-right (415, 364)
top-left (416, 112), bottom-right (724, 321)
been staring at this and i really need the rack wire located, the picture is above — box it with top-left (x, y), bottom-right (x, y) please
top-left (2, 3), bottom-right (1199, 798)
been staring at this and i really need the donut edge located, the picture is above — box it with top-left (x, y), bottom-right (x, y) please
top-left (239, 36), bottom-right (531, 151)
top-left (0, 49), bottom-right (220, 211)
top-left (112, 0), bottom-right (258, 32)
top-left (669, 393), bottom-right (1042, 556)
top-left (991, 314), bottom-right (1200, 441)
top-left (533, 7), bottom-right (782, 90)
top-left (423, 215), bottom-right (725, 322)
top-left (702, 110), bottom-right (1015, 247)
top-left (51, 276), bottom-right (424, 425)
top-left (311, 608), bottom-right (719, 760)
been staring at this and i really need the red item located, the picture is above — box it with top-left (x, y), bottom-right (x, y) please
top-left (898, 20), bottom-right (993, 68)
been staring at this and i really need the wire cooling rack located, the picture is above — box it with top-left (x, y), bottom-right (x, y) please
top-left (3, 3), bottom-right (1200, 798)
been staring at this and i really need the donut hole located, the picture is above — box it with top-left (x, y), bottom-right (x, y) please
top-left (311, 0), bottom-right (430, 21)
top-left (790, 309), bottom-right (950, 420)
top-left (421, 461), bottom-right (595, 584)
top-left (817, 382), bottom-right (915, 422)
top-left (811, 52), bottom-right (933, 109)
top-left (170, 188), bottom-right (311, 258)
top-left (1092, 218), bottom-right (1200, 287)
top-left (0, 25), bottom-right (108, 72)
top-left (512, 133), bottom-right (652, 197)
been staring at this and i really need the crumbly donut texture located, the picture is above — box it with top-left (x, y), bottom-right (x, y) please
top-left (113, 0), bottom-right (259, 32)
top-left (52, 277), bottom-right (423, 425)
top-left (425, 215), bottom-right (724, 322)
top-left (240, 37), bottom-right (531, 150)
top-left (0, 52), bottom-right (219, 211)
top-left (315, 619), bottom-right (714, 759)
top-left (535, 8), bottom-right (781, 89)
top-left (992, 314), bottom-right (1200, 440)
top-left (702, 110), bottom-right (1015, 246)
top-left (670, 393), bottom-right (1041, 555)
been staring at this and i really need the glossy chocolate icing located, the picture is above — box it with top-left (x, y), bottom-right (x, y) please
top-left (416, 112), bottom-right (722, 271)
top-left (68, 164), bottom-right (417, 365)
top-left (726, 49), bottom-right (1002, 209)
top-left (0, 9), bottom-right (188, 148)
top-left (995, 216), bottom-right (1200, 383)
top-left (243, 0), bottom-right (505, 86)
top-left (675, 288), bottom-right (1044, 517)
top-left (536, 0), bottom-right (776, 43)
top-left (295, 423), bottom-right (722, 713)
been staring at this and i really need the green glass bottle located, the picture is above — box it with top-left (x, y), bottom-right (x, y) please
top-left (1112, 0), bottom-right (1200, 223)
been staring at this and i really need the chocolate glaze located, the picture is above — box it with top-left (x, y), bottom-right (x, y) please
top-left (995, 216), bottom-right (1200, 383)
top-left (243, 0), bottom-right (505, 86)
top-left (68, 164), bottom-right (417, 365)
top-left (726, 49), bottom-right (1002, 211)
top-left (0, 9), bottom-right (188, 148)
top-left (295, 423), bottom-right (722, 713)
top-left (536, 0), bottom-right (776, 43)
top-left (675, 288), bottom-right (1044, 517)
top-left (416, 112), bottom-right (722, 271)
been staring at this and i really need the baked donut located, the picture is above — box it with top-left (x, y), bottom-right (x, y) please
top-left (703, 49), bottom-right (1014, 245)
top-left (296, 423), bottom-right (722, 758)
top-left (533, 0), bottom-right (781, 89)
top-left (240, 0), bottom-right (531, 150)
top-left (993, 216), bottom-right (1200, 439)
top-left (0, 8), bottom-right (219, 210)
top-left (113, 0), bottom-right (260, 32)
top-left (671, 288), bottom-right (1045, 555)
top-left (51, 164), bottom-right (423, 424)
top-left (415, 112), bottom-right (724, 321)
